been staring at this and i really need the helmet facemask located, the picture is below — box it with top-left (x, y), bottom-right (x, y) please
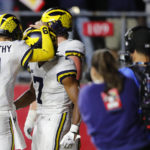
top-left (41, 8), bottom-right (72, 36)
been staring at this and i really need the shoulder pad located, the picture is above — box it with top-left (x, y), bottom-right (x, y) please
top-left (65, 40), bottom-right (85, 58)
top-left (66, 40), bottom-right (85, 53)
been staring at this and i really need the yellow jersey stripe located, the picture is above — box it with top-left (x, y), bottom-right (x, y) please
top-left (54, 112), bottom-right (67, 150)
top-left (21, 48), bottom-right (33, 68)
top-left (9, 119), bottom-right (14, 150)
top-left (57, 70), bottom-right (77, 83)
top-left (65, 51), bottom-right (84, 58)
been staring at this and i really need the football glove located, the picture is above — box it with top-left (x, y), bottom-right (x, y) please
top-left (60, 124), bottom-right (81, 148)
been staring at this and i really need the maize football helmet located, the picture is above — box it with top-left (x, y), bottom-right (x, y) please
top-left (0, 13), bottom-right (23, 40)
top-left (23, 27), bottom-right (57, 49)
top-left (41, 8), bottom-right (72, 35)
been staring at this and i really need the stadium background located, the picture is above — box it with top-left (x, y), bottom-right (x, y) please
top-left (0, 0), bottom-right (148, 149)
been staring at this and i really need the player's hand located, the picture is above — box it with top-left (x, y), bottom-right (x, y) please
top-left (60, 131), bottom-right (80, 148)
top-left (24, 110), bottom-right (36, 140)
top-left (24, 125), bottom-right (33, 139)
top-left (29, 20), bottom-right (47, 29)
top-left (60, 124), bottom-right (81, 148)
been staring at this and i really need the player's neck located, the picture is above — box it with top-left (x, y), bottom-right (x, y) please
top-left (0, 37), bottom-right (12, 41)
top-left (132, 51), bottom-right (150, 63)
top-left (57, 36), bottom-right (67, 44)
top-left (38, 61), bottom-right (46, 67)
top-left (91, 67), bottom-right (104, 84)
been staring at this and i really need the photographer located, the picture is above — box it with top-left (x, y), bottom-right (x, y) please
top-left (120, 26), bottom-right (150, 130)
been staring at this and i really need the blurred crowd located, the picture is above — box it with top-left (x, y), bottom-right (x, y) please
top-left (0, 0), bottom-right (147, 82)
top-left (1, 1), bottom-right (150, 150)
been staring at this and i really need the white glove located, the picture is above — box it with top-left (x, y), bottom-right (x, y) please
top-left (24, 110), bottom-right (36, 140)
top-left (60, 124), bottom-right (81, 148)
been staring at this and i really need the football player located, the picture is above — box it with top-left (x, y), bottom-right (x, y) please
top-left (15, 25), bottom-right (81, 150)
top-left (0, 13), bottom-right (56, 150)
top-left (41, 7), bottom-right (85, 80)
top-left (21, 8), bottom-right (85, 150)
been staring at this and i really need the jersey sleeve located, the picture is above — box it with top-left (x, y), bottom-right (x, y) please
top-left (21, 26), bottom-right (55, 68)
top-left (119, 67), bottom-right (139, 88)
top-left (56, 58), bottom-right (77, 84)
top-left (65, 40), bottom-right (85, 59)
top-left (13, 40), bottom-right (31, 63)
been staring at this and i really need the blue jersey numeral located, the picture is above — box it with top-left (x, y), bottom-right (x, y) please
top-left (33, 76), bottom-right (43, 104)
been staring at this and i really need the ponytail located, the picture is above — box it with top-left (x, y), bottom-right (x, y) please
top-left (91, 49), bottom-right (124, 93)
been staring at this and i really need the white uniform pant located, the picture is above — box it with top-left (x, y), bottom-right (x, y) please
top-left (0, 110), bottom-right (26, 150)
top-left (0, 115), bottom-right (14, 150)
top-left (32, 112), bottom-right (80, 150)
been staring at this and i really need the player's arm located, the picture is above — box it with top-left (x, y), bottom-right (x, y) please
top-left (60, 76), bottom-right (81, 148)
top-left (30, 25), bottom-right (55, 62)
top-left (69, 56), bottom-right (82, 81)
top-left (65, 40), bottom-right (85, 80)
top-left (23, 101), bottom-right (37, 139)
top-left (21, 24), bottom-right (55, 68)
top-left (14, 82), bottom-right (36, 110)
top-left (62, 76), bottom-right (81, 125)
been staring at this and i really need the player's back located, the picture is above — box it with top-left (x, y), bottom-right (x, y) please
top-left (0, 40), bottom-right (29, 110)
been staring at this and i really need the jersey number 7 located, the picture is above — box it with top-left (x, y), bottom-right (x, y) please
top-left (33, 76), bottom-right (43, 104)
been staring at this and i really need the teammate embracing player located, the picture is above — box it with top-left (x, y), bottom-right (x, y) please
top-left (0, 13), bottom-right (56, 150)
top-left (15, 8), bottom-right (85, 150)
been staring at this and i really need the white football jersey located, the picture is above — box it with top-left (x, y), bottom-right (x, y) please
top-left (0, 40), bottom-right (31, 110)
top-left (29, 56), bottom-right (77, 114)
top-left (56, 39), bottom-right (85, 59)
